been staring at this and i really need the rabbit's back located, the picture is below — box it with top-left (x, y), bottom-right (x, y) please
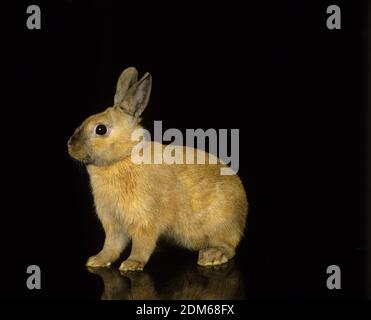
top-left (170, 153), bottom-right (247, 249)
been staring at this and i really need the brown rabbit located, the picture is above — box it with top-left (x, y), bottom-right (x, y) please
top-left (68, 67), bottom-right (248, 271)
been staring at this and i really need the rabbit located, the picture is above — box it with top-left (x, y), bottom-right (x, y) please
top-left (68, 67), bottom-right (248, 271)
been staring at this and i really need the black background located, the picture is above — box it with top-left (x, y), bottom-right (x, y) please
top-left (1, 0), bottom-right (368, 300)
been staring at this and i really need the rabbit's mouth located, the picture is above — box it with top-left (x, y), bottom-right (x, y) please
top-left (69, 153), bottom-right (92, 165)
top-left (69, 150), bottom-right (91, 164)
top-left (68, 143), bottom-right (91, 164)
top-left (79, 156), bottom-right (92, 165)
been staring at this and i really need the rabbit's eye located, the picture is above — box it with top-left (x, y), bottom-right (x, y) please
top-left (95, 124), bottom-right (107, 136)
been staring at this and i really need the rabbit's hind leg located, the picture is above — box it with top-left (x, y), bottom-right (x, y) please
top-left (197, 247), bottom-right (235, 266)
top-left (197, 231), bottom-right (240, 266)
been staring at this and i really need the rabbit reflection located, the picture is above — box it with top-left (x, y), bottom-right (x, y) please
top-left (87, 260), bottom-right (244, 300)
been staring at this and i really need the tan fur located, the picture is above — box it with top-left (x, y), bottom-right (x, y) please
top-left (68, 67), bottom-right (248, 271)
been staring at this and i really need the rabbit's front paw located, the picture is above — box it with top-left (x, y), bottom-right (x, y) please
top-left (86, 255), bottom-right (112, 267)
top-left (119, 259), bottom-right (145, 272)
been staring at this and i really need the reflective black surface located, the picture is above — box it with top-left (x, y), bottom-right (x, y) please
top-left (1, 1), bottom-right (367, 300)
top-left (87, 259), bottom-right (244, 300)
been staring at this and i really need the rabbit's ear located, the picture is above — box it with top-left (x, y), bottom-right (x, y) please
top-left (114, 67), bottom-right (139, 105)
top-left (119, 72), bottom-right (152, 118)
